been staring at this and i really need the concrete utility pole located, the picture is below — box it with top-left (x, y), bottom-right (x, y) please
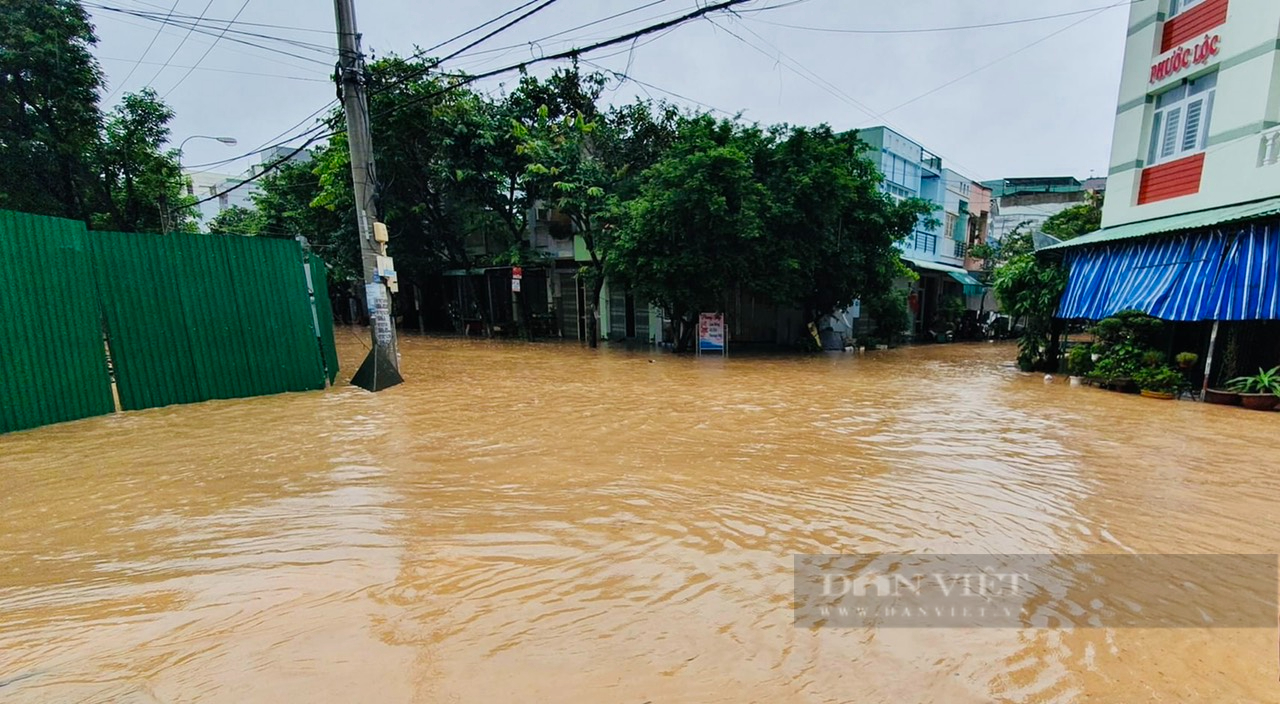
top-left (333, 0), bottom-right (402, 391)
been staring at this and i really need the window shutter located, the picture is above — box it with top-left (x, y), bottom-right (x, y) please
top-left (1161, 107), bottom-right (1182, 159)
top-left (1181, 99), bottom-right (1203, 152)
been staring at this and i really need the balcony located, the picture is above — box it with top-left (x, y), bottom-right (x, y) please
top-left (1258, 129), bottom-right (1280, 167)
top-left (952, 240), bottom-right (967, 259)
top-left (910, 231), bottom-right (937, 254)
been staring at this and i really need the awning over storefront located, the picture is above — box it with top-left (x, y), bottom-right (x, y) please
top-left (1042, 195), bottom-right (1280, 251)
top-left (948, 271), bottom-right (982, 287)
top-left (901, 257), bottom-right (985, 295)
top-left (1057, 224), bottom-right (1280, 321)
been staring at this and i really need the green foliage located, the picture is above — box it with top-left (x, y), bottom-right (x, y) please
top-left (207, 205), bottom-right (263, 235)
top-left (1227, 366), bottom-right (1280, 395)
top-left (1, 4), bottom-right (193, 232)
top-left (610, 115), bottom-right (768, 350)
top-left (862, 289), bottom-right (913, 345)
top-left (1067, 345), bottom-right (1094, 376)
top-left (1041, 191), bottom-right (1103, 242)
top-left (1086, 311), bottom-right (1166, 383)
top-left (1142, 349), bottom-right (1166, 368)
top-left (1175, 351), bottom-right (1199, 368)
top-left (93, 88), bottom-right (195, 233)
top-left (991, 253), bottom-right (1068, 371)
top-left (0, 0), bottom-right (102, 220)
top-left (1135, 365), bottom-right (1188, 394)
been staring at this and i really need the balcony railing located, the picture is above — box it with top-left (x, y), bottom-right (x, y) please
top-left (953, 240), bottom-right (967, 259)
top-left (1259, 129), bottom-right (1280, 167)
top-left (911, 232), bottom-right (937, 254)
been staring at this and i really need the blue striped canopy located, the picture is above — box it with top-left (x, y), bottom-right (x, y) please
top-left (1057, 223), bottom-right (1280, 321)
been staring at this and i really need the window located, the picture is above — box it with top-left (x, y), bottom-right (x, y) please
top-left (1148, 72), bottom-right (1216, 166)
top-left (1168, 0), bottom-right (1205, 18)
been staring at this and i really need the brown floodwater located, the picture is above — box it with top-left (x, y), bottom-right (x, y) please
top-left (2, 332), bottom-right (1278, 703)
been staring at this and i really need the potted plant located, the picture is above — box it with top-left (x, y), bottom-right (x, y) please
top-left (1226, 366), bottom-right (1280, 411)
top-left (1175, 351), bottom-right (1199, 370)
top-left (1067, 345), bottom-right (1093, 386)
top-left (1135, 366), bottom-right (1187, 400)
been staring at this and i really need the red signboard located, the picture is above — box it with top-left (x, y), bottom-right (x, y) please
top-left (1150, 34), bottom-right (1220, 84)
top-left (512, 266), bottom-right (523, 280)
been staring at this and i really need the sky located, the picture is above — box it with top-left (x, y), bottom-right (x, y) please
top-left (84, 0), bottom-right (1132, 184)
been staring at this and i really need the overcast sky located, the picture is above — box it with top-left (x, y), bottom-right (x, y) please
top-left (85, 0), bottom-right (1131, 183)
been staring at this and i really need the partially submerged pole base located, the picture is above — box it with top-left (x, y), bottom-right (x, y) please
top-left (350, 345), bottom-right (403, 392)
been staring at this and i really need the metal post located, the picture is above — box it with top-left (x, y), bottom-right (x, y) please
top-left (334, 0), bottom-right (402, 390)
top-left (1202, 319), bottom-right (1221, 397)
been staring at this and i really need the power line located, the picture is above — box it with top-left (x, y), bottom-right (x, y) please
top-left (372, 0), bottom-right (566, 97)
top-left (181, 100), bottom-right (339, 170)
top-left (581, 59), bottom-right (733, 115)
top-left (142, 0), bottom-right (216, 88)
top-left (443, 0), bottom-right (668, 66)
top-left (87, 6), bottom-right (330, 77)
top-left (86, 3), bottom-right (336, 65)
top-left (749, 1), bottom-right (1138, 34)
top-left (164, 0), bottom-right (254, 97)
top-left (183, 0), bottom-right (769, 210)
top-left (418, 0), bottom-right (548, 55)
top-left (882, 2), bottom-right (1125, 115)
top-left (98, 54), bottom-right (329, 83)
top-left (103, 0), bottom-right (181, 100)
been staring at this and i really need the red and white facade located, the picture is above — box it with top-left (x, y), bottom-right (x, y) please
top-left (1103, 0), bottom-right (1280, 226)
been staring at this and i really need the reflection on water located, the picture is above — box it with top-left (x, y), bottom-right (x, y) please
top-left (2, 333), bottom-right (1277, 702)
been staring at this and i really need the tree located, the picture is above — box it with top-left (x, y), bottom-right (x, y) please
top-left (992, 253), bottom-right (1068, 371)
top-left (0, 0), bottom-right (103, 220)
top-left (759, 125), bottom-right (933, 327)
top-left (207, 205), bottom-right (263, 235)
top-left (1042, 190), bottom-right (1103, 241)
top-left (611, 115), bottom-right (770, 351)
top-left (92, 89), bottom-right (196, 233)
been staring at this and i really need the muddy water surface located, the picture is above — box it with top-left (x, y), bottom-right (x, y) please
top-left (2, 334), bottom-right (1278, 702)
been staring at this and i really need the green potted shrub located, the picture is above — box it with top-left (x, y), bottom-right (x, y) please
top-left (1135, 366), bottom-right (1187, 400)
top-left (1067, 345), bottom-right (1093, 386)
top-left (1226, 366), bottom-right (1280, 411)
top-left (1175, 351), bottom-right (1199, 370)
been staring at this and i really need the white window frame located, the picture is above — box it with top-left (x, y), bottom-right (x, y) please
top-left (1169, 0), bottom-right (1206, 18)
top-left (1148, 72), bottom-right (1216, 166)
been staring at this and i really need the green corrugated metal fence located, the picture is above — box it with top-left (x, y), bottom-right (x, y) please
top-left (90, 230), bottom-right (330, 411)
top-left (0, 211), bottom-right (116, 434)
top-left (1, 209), bottom-right (341, 433)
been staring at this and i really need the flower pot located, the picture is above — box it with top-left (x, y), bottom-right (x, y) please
top-left (1140, 389), bottom-right (1176, 400)
top-left (1239, 393), bottom-right (1280, 411)
top-left (1203, 388), bottom-right (1240, 406)
top-left (1113, 377), bottom-right (1138, 394)
top-left (1069, 376), bottom-right (1085, 387)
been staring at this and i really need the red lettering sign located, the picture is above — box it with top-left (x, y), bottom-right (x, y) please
top-left (1150, 34), bottom-right (1221, 84)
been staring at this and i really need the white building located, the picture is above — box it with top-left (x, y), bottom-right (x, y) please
top-left (183, 169), bottom-right (258, 228)
top-left (1049, 0), bottom-right (1280, 376)
top-left (1103, 0), bottom-right (1279, 224)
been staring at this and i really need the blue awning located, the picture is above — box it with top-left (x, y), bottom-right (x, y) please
top-left (948, 271), bottom-right (983, 287)
top-left (1056, 223), bottom-right (1280, 321)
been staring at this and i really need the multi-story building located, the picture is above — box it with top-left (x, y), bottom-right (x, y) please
top-left (858, 127), bottom-right (985, 337)
top-left (983, 176), bottom-right (1104, 242)
top-left (1049, 0), bottom-right (1280, 383)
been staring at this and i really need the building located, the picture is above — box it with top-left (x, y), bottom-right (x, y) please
top-left (182, 148), bottom-right (311, 231)
top-left (1048, 0), bottom-right (1280, 383)
top-left (983, 176), bottom-right (1104, 242)
top-left (856, 127), bottom-right (986, 339)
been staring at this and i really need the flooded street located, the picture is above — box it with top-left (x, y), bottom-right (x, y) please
top-left (2, 333), bottom-right (1278, 703)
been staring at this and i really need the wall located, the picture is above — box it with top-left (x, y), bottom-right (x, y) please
top-left (1104, 0), bottom-right (1280, 227)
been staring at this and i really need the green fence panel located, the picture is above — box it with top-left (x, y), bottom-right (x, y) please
top-left (0, 210), bottom-right (115, 433)
top-left (308, 254), bottom-right (340, 384)
top-left (90, 231), bottom-right (203, 411)
top-left (90, 230), bottom-right (326, 411)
